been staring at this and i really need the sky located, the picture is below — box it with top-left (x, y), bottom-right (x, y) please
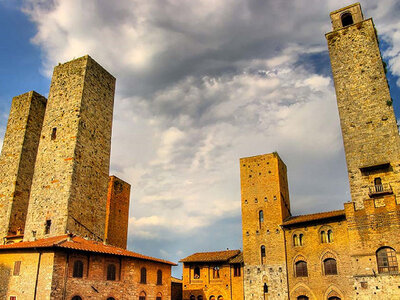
top-left (1, 0), bottom-right (400, 278)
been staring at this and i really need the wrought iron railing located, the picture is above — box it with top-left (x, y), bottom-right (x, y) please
top-left (368, 183), bottom-right (393, 196)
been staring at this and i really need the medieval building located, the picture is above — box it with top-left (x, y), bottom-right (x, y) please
top-left (182, 3), bottom-right (400, 300)
top-left (0, 56), bottom-right (175, 299)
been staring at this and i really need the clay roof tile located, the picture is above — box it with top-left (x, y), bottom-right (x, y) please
top-left (180, 250), bottom-right (241, 263)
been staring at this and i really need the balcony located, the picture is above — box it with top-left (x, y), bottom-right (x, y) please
top-left (368, 183), bottom-right (393, 197)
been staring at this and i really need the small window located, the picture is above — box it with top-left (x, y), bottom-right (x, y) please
top-left (263, 283), bottom-right (268, 293)
top-left (374, 177), bottom-right (383, 192)
top-left (327, 230), bottom-right (333, 243)
top-left (209, 296), bottom-right (215, 300)
top-left (293, 234), bottom-right (299, 247)
top-left (107, 264), bottom-right (116, 281)
top-left (217, 296), bottom-right (223, 300)
top-left (295, 261), bottom-right (308, 277)
top-left (140, 267), bottom-right (147, 283)
top-left (233, 264), bottom-right (241, 277)
top-left (51, 127), bottom-right (57, 140)
top-left (261, 245), bottom-right (266, 265)
top-left (324, 258), bottom-right (338, 275)
top-left (190, 296), bottom-right (195, 300)
top-left (321, 231), bottom-right (327, 243)
top-left (139, 291), bottom-right (146, 300)
top-left (73, 260), bottom-right (83, 278)
top-left (10, 297), bottom-right (17, 300)
top-left (259, 210), bottom-right (264, 227)
top-left (44, 220), bottom-right (51, 235)
top-left (213, 266), bottom-right (220, 278)
top-left (107, 298), bottom-right (116, 300)
top-left (197, 296), bottom-right (202, 300)
top-left (376, 247), bottom-right (398, 273)
top-left (71, 296), bottom-right (82, 300)
top-left (13, 261), bottom-right (21, 276)
top-left (341, 12), bottom-right (354, 27)
top-left (299, 234), bottom-right (304, 246)
top-left (194, 266), bottom-right (200, 279)
top-left (157, 292), bottom-right (162, 300)
top-left (297, 297), bottom-right (309, 300)
top-left (157, 269), bottom-right (162, 285)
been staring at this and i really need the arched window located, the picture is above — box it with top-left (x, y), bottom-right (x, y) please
top-left (374, 177), bottom-right (383, 192)
top-left (261, 245), bottom-right (266, 264)
top-left (341, 12), bottom-right (353, 27)
top-left (217, 296), bottom-right (223, 300)
top-left (293, 234), bottom-right (299, 247)
top-left (259, 210), bottom-right (264, 226)
top-left (209, 296), bottom-right (215, 300)
top-left (295, 261), bottom-right (308, 277)
top-left (297, 297), bottom-right (309, 300)
top-left (213, 266), bottom-right (220, 278)
top-left (107, 264), bottom-right (116, 281)
top-left (328, 297), bottom-right (341, 300)
top-left (190, 296), bottom-right (195, 300)
top-left (299, 234), bottom-right (304, 246)
top-left (321, 231), bottom-right (327, 243)
top-left (197, 296), bottom-right (203, 300)
top-left (376, 247), bottom-right (398, 273)
top-left (263, 283), bottom-right (268, 293)
top-left (140, 267), bottom-right (147, 283)
top-left (327, 230), bottom-right (333, 243)
top-left (157, 269), bottom-right (162, 285)
top-left (157, 292), bottom-right (162, 300)
top-left (107, 298), bottom-right (116, 300)
top-left (139, 291), bottom-right (146, 300)
top-left (71, 296), bottom-right (82, 300)
top-left (324, 258), bottom-right (338, 275)
top-left (73, 260), bottom-right (83, 278)
top-left (194, 266), bottom-right (200, 279)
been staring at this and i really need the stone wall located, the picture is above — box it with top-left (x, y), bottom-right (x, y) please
top-left (0, 91), bottom-right (46, 241)
top-left (24, 55), bottom-right (116, 241)
top-left (105, 176), bottom-right (131, 249)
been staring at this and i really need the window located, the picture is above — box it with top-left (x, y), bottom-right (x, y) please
top-left (139, 291), bottom-right (146, 300)
top-left (44, 220), bottom-right (51, 235)
top-left (263, 283), bottom-right (268, 293)
top-left (374, 177), bottom-right (383, 192)
top-left (299, 234), bottom-right (304, 246)
top-left (194, 266), bottom-right (200, 279)
top-left (295, 261), bottom-right (308, 277)
top-left (140, 267), bottom-right (147, 283)
top-left (321, 231), bottom-right (327, 243)
top-left (341, 12), bottom-right (353, 27)
top-left (107, 298), bottom-right (116, 300)
top-left (51, 127), bottom-right (57, 140)
top-left (259, 210), bottom-right (264, 226)
top-left (13, 261), bottom-right (21, 276)
top-left (190, 296), bottom-right (195, 300)
top-left (107, 264), bottom-right (116, 281)
top-left (297, 297), bottom-right (309, 300)
top-left (293, 234), bottom-right (303, 246)
top-left (197, 296), bottom-right (202, 300)
top-left (157, 293), bottom-right (162, 300)
top-left (157, 269), bottom-right (162, 285)
top-left (324, 258), bottom-right (338, 275)
top-left (209, 296), bottom-right (215, 300)
top-left (261, 245), bottom-right (266, 264)
top-left (71, 296), bottom-right (82, 300)
top-left (217, 296), bottom-right (223, 300)
top-left (213, 266), bottom-right (220, 278)
top-left (233, 264), bottom-right (241, 277)
top-left (10, 297), bottom-right (17, 300)
top-left (73, 260), bottom-right (83, 278)
top-left (376, 247), bottom-right (398, 273)
top-left (328, 297), bottom-right (341, 300)
top-left (327, 230), bottom-right (333, 243)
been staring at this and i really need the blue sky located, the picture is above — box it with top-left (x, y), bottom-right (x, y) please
top-left (1, 1), bottom-right (400, 278)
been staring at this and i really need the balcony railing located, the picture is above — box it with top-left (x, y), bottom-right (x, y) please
top-left (368, 183), bottom-right (393, 197)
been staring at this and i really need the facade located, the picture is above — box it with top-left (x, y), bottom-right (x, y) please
top-left (180, 250), bottom-right (244, 300)
top-left (0, 55), bottom-right (176, 300)
top-left (241, 3), bottom-right (400, 300)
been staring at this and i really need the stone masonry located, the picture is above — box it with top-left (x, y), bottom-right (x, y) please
top-left (0, 91), bottom-right (47, 241)
top-left (24, 55), bottom-right (116, 241)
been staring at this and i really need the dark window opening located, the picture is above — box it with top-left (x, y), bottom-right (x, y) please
top-left (140, 267), bottom-right (147, 283)
top-left (261, 245), bottom-right (266, 265)
top-left (259, 210), bottom-right (264, 227)
top-left (71, 296), bottom-right (82, 300)
top-left (299, 234), bottom-right (304, 246)
top-left (107, 298), bottom-right (116, 300)
top-left (157, 269), bottom-right (162, 285)
top-left (44, 220), bottom-right (51, 235)
top-left (51, 127), bottom-right (57, 140)
top-left (73, 260), bottom-right (83, 278)
top-left (295, 261), bottom-right (308, 277)
top-left (327, 230), bottom-right (333, 243)
top-left (324, 258), bottom-right (338, 275)
top-left (263, 283), bottom-right (268, 293)
top-left (139, 291), bottom-right (146, 300)
top-left (190, 296), bottom-right (195, 300)
top-left (328, 297), bottom-right (341, 300)
top-left (341, 12), bottom-right (354, 27)
top-left (377, 247), bottom-right (398, 273)
top-left (374, 177), bottom-right (383, 192)
top-left (157, 293), bottom-right (163, 300)
top-left (233, 264), bottom-right (241, 277)
top-left (107, 264), bottom-right (116, 281)
top-left (194, 266), bottom-right (200, 279)
top-left (297, 297), bottom-right (309, 300)
top-left (13, 261), bottom-right (21, 276)
top-left (197, 296), bottom-right (202, 300)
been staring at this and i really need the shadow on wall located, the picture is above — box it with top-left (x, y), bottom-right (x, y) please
top-left (0, 263), bottom-right (11, 298)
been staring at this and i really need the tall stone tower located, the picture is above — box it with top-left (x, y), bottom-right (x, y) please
top-left (24, 55), bottom-right (115, 241)
top-left (240, 153), bottom-right (290, 300)
top-left (104, 176), bottom-right (131, 249)
top-left (0, 92), bottom-right (47, 242)
top-left (326, 3), bottom-right (400, 209)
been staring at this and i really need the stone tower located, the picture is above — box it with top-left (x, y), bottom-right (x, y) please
top-left (326, 3), bottom-right (400, 209)
top-left (0, 92), bottom-right (47, 242)
top-left (24, 55), bottom-right (115, 241)
top-left (240, 153), bottom-right (290, 300)
top-left (104, 175), bottom-right (131, 249)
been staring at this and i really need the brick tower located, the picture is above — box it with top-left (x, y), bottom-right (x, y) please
top-left (0, 92), bottom-right (47, 242)
top-left (240, 153), bottom-right (290, 300)
top-left (24, 55), bottom-right (115, 241)
top-left (326, 3), bottom-right (400, 209)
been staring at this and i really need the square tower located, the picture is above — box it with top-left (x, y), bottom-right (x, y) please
top-left (24, 55), bottom-right (115, 241)
top-left (326, 3), bottom-right (400, 209)
top-left (240, 153), bottom-right (290, 300)
top-left (0, 92), bottom-right (47, 241)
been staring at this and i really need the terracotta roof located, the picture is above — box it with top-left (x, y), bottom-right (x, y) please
top-left (228, 252), bottom-right (243, 264)
top-left (282, 209), bottom-right (346, 226)
top-left (0, 235), bottom-right (176, 265)
top-left (180, 250), bottom-right (241, 263)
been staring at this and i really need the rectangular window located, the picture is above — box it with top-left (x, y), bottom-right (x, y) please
top-left (51, 127), bottom-right (57, 140)
top-left (13, 261), bottom-right (21, 276)
top-left (233, 264), bottom-right (241, 277)
top-left (213, 266), bottom-right (220, 278)
top-left (45, 220), bottom-right (51, 235)
top-left (10, 297), bottom-right (17, 300)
